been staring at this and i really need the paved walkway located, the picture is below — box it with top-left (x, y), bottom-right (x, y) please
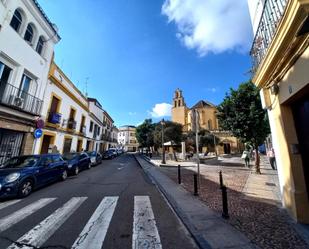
top-left (150, 155), bottom-right (281, 205)
top-left (134, 154), bottom-right (258, 249)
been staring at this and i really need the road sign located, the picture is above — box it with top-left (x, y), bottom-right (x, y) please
top-left (34, 129), bottom-right (43, 139)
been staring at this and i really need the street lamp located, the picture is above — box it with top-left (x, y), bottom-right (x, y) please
top-left (161, 118), bottom-right (166, 164)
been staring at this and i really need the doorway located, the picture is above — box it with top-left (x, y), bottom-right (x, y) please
top-left (0, 61), bottom-right (12, 101)
top-left (223, 143), bottom-right (231, 154)
top-left (63, 138), bottom-right (72, 153)
top-left (40, 135), bottom-right (53, 154)
top-left (292, 94), bottom-right (309, 199)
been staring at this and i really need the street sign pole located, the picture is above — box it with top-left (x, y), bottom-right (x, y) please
top-left (195, 109), bottom-right (200, 190)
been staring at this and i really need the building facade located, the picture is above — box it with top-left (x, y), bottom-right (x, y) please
top-left (118, 125), bottom-right (139, 152)
top-left (0, 0), bottom-right (60, 163)
top-left (248, 0), bottom-right (309, 223)
top-left (33, 62), bottom-right (89, 154)
top-left (171, 89), bottom-right (242, 154)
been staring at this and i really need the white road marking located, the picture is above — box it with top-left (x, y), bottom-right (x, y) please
top-left (117, 167), bottom-right (124, 170)
top-left (0, 198), bottom-right (55, 233)
top-left (71, 196), bottom-right (119, 249)
top-left (7, 197), bottom-right (87, 249)
top-left (0, 200), bottom-right (21, 211)
top-left (132, 196), bottom-right (162, 249)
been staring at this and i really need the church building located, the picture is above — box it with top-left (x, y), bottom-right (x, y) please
top-left (171, 89), bottom-right (242, 154)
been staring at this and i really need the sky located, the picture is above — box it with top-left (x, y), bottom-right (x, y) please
top-left (38, 0), bottom-right (254, 127)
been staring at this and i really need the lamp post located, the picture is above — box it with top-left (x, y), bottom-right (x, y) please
top-left (161, 118), bottom-right (166, 164)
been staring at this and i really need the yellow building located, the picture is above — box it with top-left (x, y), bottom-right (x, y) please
top-left (171, 89), bottom-right (242, 154)
top-left (249, 0), bottom-right (309, 223)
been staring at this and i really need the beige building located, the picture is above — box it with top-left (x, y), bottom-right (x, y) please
top-left (171, 89), bottom-right (242, 154)
top-left (248, 0), bottom-right (309, 223)
top-left (118, 125), bottom-right (139, 152)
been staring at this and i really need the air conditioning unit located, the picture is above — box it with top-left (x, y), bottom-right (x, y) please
top-left (14, 97), bottom-right (24, 107)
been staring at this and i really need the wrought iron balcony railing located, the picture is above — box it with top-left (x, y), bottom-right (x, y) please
top-left (0, 83), bottom-right (43, 115)
top-left (48, 112), bottom-right (62, 124)
top-left (250, 0), bottom-right (288, 73)
top-left (67, 119), bottom-right (77, 130)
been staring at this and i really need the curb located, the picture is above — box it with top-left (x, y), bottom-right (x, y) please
top-left (133, 154), bottom-right (211, 249)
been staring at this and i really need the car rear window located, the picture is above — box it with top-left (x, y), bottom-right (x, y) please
top-left (1, 156), bottom-right (39, 168)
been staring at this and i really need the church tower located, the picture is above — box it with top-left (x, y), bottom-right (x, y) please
top-left (171, 89), bottom-right (188, 131)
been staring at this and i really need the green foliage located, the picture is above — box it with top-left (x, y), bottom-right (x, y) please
top-left (217, 81), bottom-right (270, 147)
top-left (184, 129), bottom-right (219, 151)
top-left (135, 119), bottom-right (155, 148)
top-left (153, 120), bottom-right (183, 148)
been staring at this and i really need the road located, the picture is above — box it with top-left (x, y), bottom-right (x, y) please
top-left (0, 154), bottom-right (198, 249)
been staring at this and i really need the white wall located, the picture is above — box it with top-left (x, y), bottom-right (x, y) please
top-left (247, 0), bottom-right (264, 36)
top-left (0, 0), bottom-right (59, 101)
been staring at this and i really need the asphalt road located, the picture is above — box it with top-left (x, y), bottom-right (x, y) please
top-left (0, 154), bottom-right (198, 249)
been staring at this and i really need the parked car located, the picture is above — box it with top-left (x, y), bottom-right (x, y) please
top-left (0, 154), bottom-right (68, 198)
top-left (62, 152), bottom-right (91, 175)
top-left (117, 148), bottom-right (124, 155)
top-left (102, 150), bottom-right (115, 159)
top-left (86, 151), bottom-right (102, 166)
top-left (108, 148), bottom-right (118, 157)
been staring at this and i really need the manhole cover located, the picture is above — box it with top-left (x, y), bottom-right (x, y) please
top-left (265, 182), bottom-right (276, 186)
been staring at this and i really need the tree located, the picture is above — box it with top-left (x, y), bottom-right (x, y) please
top-left (184, 129), bottom-right (219, 153)
top-left (135, 119), bottom-right (155, 151)
top-left (153, 121), bottom-right (183, 147)
top-left (217, 81), bottom-right (270, 173)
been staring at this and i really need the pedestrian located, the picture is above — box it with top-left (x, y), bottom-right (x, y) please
top-left (241, 149), bottom-right (250, 167)
top-left (267, 147), bottom-right (276, 170)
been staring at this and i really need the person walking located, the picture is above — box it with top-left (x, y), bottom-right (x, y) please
top-left (242, 149), bottom-right (250, 167)
top-left (267, 147), bottom-right (276, 170)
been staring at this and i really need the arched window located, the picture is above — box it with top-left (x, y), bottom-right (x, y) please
top-left (36, 36), bottom-right (45, 55)
top-left (10, 9), bottom-right (23, 32)
top-left (24, 24), bottom-right (34, 43)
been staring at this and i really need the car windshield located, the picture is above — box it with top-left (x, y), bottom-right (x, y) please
top-left (0, 156), bottom-right (39, 169)
top-left (86, 152), bottom-right (96, 156)
top-left (62, 153), bottom-right (78, 160)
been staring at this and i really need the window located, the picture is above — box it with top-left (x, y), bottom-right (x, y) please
top-left (36, 36), bottom-right (44, 55)
top-left (10, 9), bottom-right (22, 32)
top-left (97, 127), bottom-right (100, 135)
top-left (19, 74), bottom-right (32, 99)
top-left (89, 121), bottom-right (93, 132)
top-left (24, 24), bottom-right (34, 43)
top-left (52, 155), bottom-right (62, 163)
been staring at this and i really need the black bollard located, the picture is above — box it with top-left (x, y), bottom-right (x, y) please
top-left (221, 185), bottom-right (229, 219)
top-left (193, 173), bottom-right (198, 196)
top-left (219, 171), bottom-right (223, 189)
top-left (178, 165), bottom-right (181, 184)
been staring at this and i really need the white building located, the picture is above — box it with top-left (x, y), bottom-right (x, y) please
top-left (0, 0), bottom-right (60, 163)
top-left (87, 98), bottom-right (105, 152)
top-left (34, 62), bottom-right (89, 154)
top-left (118, 125), bottom-right (139, 152)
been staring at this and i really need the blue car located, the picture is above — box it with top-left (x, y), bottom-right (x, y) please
top-left (0, 154), bottom-right (68, 198)
top-left (62, 152), bottom-right (91, 175)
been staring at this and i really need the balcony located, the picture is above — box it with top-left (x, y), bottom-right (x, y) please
top-left (67, 119), bottom-right (77, 130)
top-left (48, 112), bottom-right (61, 124)
top-left (250, 0), bottom-right (288, 73)
top-left (0, 83), bottom-right (43, 115)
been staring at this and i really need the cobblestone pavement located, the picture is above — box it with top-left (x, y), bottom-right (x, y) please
top-left (159, 157), bottom-right (309, 249)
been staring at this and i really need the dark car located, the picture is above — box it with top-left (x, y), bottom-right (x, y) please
top-left (62, 152), bottom-right (91, 175)
top-left (102, 150), bottom-right (115, 159)
top-left (86, 151), bottom-right (102, 166)
top-left (0, 154), bottom-right (68, 198)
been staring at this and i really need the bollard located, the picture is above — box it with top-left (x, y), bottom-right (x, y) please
top-left (221, 185), bottom-right (229, 219)
top-left (193, 173), bottom-right (198, 196)
top-left (219, 171), bottom-right (223, 189)
top-left (178, 165), bottom-right (181, 184)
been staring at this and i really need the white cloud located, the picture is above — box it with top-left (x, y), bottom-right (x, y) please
top-left (162, 0), bottom-right (251, 56)
top-left (206, 87), bottom-right (218, 93)
top-left (129, 112), bottom-right (137, 116)
top-left (150, 103), bottom-right (172, 118)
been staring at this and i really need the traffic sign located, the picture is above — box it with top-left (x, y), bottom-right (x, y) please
top-left (34, 129), bottom-right (43, 139)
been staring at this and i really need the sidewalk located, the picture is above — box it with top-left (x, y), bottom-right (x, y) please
top-left (134, 154), bottom-right (258, 249)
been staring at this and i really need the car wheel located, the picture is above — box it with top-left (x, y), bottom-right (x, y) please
top-left (61, 170), bottom-right (68, 181)
top-left (18, 179), bottom-right (33, 198)
top-left (74, 166), bottom-right (79, 175)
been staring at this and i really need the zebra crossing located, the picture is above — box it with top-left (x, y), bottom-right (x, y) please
top-left (0, 196), bottom-right (162, 249)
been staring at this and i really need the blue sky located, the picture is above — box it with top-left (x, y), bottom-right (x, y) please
top-left (38, 0), bottom-right (253, 127)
